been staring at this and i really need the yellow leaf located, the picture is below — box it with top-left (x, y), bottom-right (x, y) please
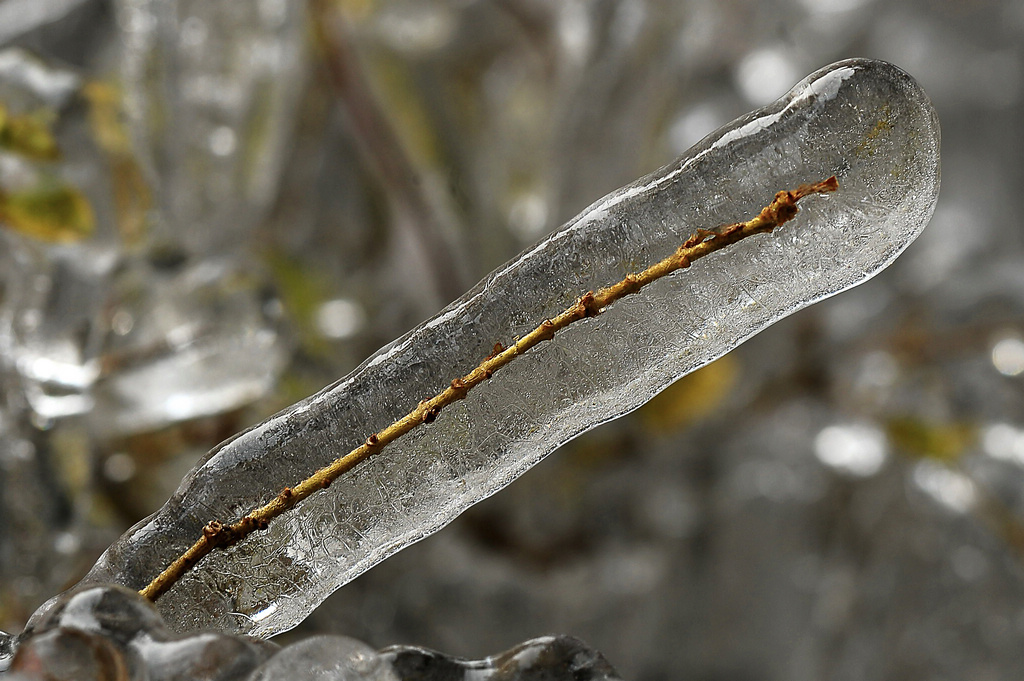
top-left (83, 81), bottom-right (151, 245)
top-left (0, 104), bottom-right (60, 160)
top-left (639, 354), bottom-right (739, 433)
top-left (0, 181), bottom-right (95, 243)
top-left (886, 416), bottom-right (975, 463)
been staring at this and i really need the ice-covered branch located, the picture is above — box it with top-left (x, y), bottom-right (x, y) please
top-left (137, 176), bottom-right (839, 603)
top-left (62, 59), bottom-right (939, 638)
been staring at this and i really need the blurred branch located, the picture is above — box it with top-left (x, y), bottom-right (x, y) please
top-left (309, 0), bottom-right (470, 306)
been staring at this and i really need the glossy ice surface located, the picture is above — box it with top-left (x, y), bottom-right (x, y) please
top-left (9, 585), bottom-right (618, 680)
top-left (73, 59), bottom-right (940, 637)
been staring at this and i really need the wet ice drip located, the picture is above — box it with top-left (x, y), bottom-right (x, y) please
top-left (116, 0), bottom-right (308, 256)
top-left (0, 629), bottom-right (13, 671)
top-left (73, 59), bottom-right (940, 637)
top-left (89, 0), bottom-right (307, 434)
top-left (8, 586), bottom-right (620, 680)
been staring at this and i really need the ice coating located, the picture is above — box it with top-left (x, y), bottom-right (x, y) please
top-left (11, 585), bottom-right (619, 680)
top-left (74, 59), bottom-right (940, 637)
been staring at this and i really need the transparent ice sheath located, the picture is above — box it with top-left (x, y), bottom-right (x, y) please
top-left (76, 59), bottom-right (940, 637)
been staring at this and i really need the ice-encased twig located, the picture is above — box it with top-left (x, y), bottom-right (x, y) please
top-left (72, 59), bottom-right (940, 637)
top-left (136, 177), bottom-right (840, 603)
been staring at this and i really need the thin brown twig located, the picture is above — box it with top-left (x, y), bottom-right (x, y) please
top-left (139, 176), bottom-right (839, 602)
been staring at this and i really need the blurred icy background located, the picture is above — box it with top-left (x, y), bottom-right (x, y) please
top-left (0, 0), bottom-right (1022, 679)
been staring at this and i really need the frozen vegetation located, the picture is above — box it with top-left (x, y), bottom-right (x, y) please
top-left (5, 51), bottom-right (942, 678)
top-left (45, 58), bottom-right (943, 644)
top-left (0, 1), bottom-right (962, 676)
